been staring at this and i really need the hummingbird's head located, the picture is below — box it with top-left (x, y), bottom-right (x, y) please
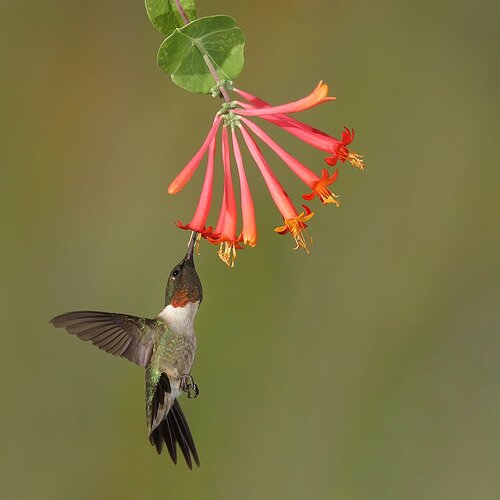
top-left (164, 239), bottom-right (203, 307)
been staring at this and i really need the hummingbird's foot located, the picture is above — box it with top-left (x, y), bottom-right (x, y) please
top-left (180, 374), bottom-right (200, 399)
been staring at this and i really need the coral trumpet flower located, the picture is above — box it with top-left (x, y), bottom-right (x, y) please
top-left (240, 118), bottom-right (340, 206)
top-left (176, 137), bottom-right (217, 238)
top-left (233, 88), bottom-right (364, 171)
top-left (274, 205), bottom-right (315, 253)
top-left (239, 125), bottom-right (314, 253)
top-left (167, 80), bottom-right (363, 266)
top-left (302, 168), bottom-right (340, 205)
top-left (209, 126), bottom-right (241, 267)
top-left (234, 81), bottom-right (334, 116)
top-left (168, 116), bottom-right (222, 194)
top-left (231, 128), bottom-right (257, 247)
top-left (324, 128), bottom-right (365, 170)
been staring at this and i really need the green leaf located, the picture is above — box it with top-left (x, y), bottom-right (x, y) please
top-left (157, 15), bottom-right (245, 95)
top-left (145, 0), bottom-right (196, 37)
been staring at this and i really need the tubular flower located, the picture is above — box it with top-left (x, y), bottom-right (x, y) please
top-left (168, 115), bottom-right (222, 194)
top-left (231, 128), bottom-right (257, 247)
top-left (302, 168), bottom-right (340, 205)
top-left (324, 127), bottom-right (365, 170)
top-left (208, 126), bottom-right (242, 267)
top-left (233, 88), bottom-right (364, 171)
top-left (234, 81), bottom-right (334, 116)
top-left (239, 117), bottom-right (340, 206)
top-left (239, 125), bottom-right (314, 253)
top-left (274, 205), bottom-right (315, 252)
top-left (176, 137), bottom-right (217, 239)
top-left (167, 81), bottom-right (363, 266)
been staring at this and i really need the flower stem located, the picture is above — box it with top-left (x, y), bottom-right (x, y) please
top-left (203, 55), bottom-right (231, 103)
top-left (173, 0), bottom-right (190, 24)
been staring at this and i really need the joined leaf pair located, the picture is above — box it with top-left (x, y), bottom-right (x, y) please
top-left (145, 0), bottom-right (245, 94)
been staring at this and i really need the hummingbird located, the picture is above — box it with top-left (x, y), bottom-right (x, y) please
top-left (50, 236), bottom-right (203, 469)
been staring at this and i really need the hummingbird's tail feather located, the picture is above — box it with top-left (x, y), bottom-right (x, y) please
top-left (149, 374), bottom-right (200, 469)
top-left (170, 399), bottom-right (200, 468)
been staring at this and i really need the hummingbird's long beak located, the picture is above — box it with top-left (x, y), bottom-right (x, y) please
top-left (185, 232), bottom-right (197, 262)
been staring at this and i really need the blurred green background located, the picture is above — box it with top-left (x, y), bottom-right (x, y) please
top-left (1, 0), bottom-right (499, 498)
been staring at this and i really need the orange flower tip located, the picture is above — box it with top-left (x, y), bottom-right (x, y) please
top-left (273, 210), bottom-right (314, 254)
top-left (315, 81), bottom-right (336, 102)
top-left (168, 183), bottom-right (180, 195)
top-left (242, 235), bottom-right (257, 247)
top-left (348, 152), bottom-right (365, 171)
top-left (304, 172), bottom-right (340, 206)
top-left (207, 233), bottom-right (221, 245)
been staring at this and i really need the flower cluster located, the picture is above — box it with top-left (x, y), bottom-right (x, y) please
top-left (168, 82), bottom-right (364, 267)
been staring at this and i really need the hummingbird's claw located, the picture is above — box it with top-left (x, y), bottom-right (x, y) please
top-left (187, 383), bottom-right (199, 399)
top-left (180, 374), bottom-right (200, 399)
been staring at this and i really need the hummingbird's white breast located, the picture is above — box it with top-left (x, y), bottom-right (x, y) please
top-left (157, 300), bottom-right (200, 336)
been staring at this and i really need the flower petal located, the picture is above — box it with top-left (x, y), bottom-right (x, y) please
top-left (239, 124), bottom-right (297, 221)
top-left (234, 96), bottom-right (336, 152)
top-left (273, 207), bottom-right (315, 254)
top-left (182, 136), bottom-right (217, 232)
top-left (213, 126), bottom-right (237, 241)
top-left (176, 220), bottom-right (214, 239)
top-left (233, 81), bottom-right (335, 116)
top-left (231, 128), bottom-right (257, 247)
top-left (168, 115), bottom-right (222, 194)
top-left (239, 117), bottom-right (319, 188)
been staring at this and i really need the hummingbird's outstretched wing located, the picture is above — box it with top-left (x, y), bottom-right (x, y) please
top-left (50, 311), bottom-right (156, 367)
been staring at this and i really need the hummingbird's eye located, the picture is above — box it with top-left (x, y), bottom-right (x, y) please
top-left (172, 268), bottom-right (180, 278)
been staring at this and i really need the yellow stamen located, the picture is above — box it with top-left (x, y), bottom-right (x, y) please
top-left (315, 182), bottom-right (341, 206)
top-left (194, 233), bottom-right (202, 256)
top-left (274, 210), bottom-right (314, 254)
top-left (290, 225), bottom-right (312, 253)
top-left (217, 242), bottom-right (237, 268)
top-left (348, 152), bottom-right (365, 171)
top-left (322, 194), bottom-right (340, 206)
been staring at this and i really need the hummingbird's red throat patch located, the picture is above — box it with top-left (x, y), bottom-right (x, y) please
top-left (171, 289), bottom-right (198, 308)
